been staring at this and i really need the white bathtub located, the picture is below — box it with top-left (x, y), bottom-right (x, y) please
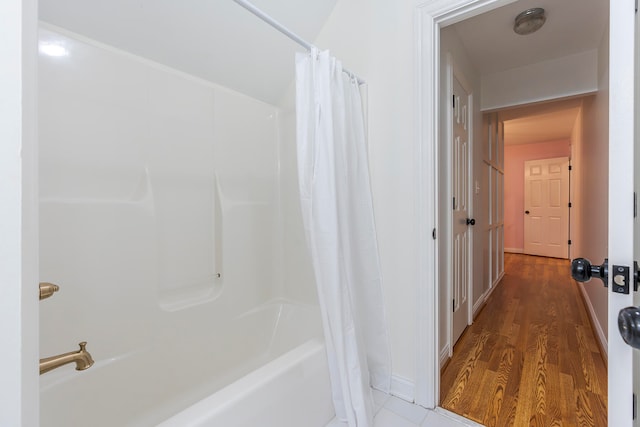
top-left (40, 301), bottom-right (334, 427)
top-left (159, 338), bottom-right (333, 427)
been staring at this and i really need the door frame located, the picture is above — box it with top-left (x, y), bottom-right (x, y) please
top-left (1, 0), bottom-right (39, 425)
top-left (414, 0), bottom-right (521, 408)
top-left (415, 3), bottom-right (633, 426)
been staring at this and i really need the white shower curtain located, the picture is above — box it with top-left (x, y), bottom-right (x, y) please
top-left (295, 48), bottom-right (391, 427)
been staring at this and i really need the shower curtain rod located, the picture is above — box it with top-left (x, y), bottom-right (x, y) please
top-left (231, 0), bottom-right (365, 85)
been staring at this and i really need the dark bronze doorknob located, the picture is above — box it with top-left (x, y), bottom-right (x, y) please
top-left (525, 210), bottom-right (530, 214)
top-left (571, 258), bottom-right (608, 287)
top-left (466, 218), bottom-right (476, 226)
top-left (619, 306), bottom-right (640, 349)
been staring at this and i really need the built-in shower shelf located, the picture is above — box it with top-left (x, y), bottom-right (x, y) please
top-left (158, 277), bottom-right (223, 311)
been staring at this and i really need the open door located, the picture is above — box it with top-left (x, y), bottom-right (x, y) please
top-left (572, 2), bottom-right (636, 423)
top-left (451, 72), bottom-right (472, 345)
top-left (635, 4), bottom-right (640, 424)
top-left (607, 1), bottom-right (636, 426)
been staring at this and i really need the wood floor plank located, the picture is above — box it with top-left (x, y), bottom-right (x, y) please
top-left (575, 325), bottom-right (604, 396)
top-left (559, 373), bottom-right (578, 427)
top-left (482, 344), bottom-right (514, 426)
top-left (442, 330), bottom-right (491, 409)
top-left (468, 367), bottom-right (497, 421)
top-left (545, 356), bottom-right (563, 427)
top-left (440, 253), bottom-right (608, 426)
top-left (492, 349), bottom-right (523, 426)
top-left (575, 388), bottom-right (596, 426)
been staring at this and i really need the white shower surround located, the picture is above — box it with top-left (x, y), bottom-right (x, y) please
top-left (38, 25), bottom-right (328, 426)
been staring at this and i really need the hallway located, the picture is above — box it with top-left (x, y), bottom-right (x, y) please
top-left (440, 253), bottom-right (607, 426)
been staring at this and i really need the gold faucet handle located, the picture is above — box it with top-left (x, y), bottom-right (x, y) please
top-left (39, 282), bottom-right (60, 301)
top-left (76, 342), bottom-right (95, 371)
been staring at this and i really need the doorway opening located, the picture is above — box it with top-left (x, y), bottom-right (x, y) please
top-left (417, 0), bottom-right (610, 423)
top-left (441, 93), bottom-right (608, 424)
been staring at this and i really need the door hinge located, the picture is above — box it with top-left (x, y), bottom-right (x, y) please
top-left (568, 239), bottom-right (572, 245)
top-left (568, 202), bottom-right (572, 208)
top-left (453, 197), bottom-right (456, 210)
top-left (452, 299), bottom-right (455, 312)
top-left (432, 228), bottom-right (437, 240)
top-left (452, 95), bottom-right (455, 108)
top-left (568, 165), bottom-right (572, 171)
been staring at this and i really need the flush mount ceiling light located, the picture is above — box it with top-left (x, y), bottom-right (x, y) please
top-left (513, 7), bottom-right (546, 35)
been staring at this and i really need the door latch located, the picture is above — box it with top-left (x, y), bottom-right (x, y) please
top-left (613, 261), bottom-right (640, 294)
top-left (612, 265), bottom-right (631, 294)
top-left (571, 259), bottom-right (640, 294)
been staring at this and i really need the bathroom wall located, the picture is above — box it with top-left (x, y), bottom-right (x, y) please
top-left (503, 140), bottom-right (572, 253)
top-left (38, 26), bottom-right (285, 365)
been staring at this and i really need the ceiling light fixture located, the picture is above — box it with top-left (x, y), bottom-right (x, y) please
top-left (513, 7), bottom-right (546, 35)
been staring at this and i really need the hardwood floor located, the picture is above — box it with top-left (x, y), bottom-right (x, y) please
top-left (440, 253), bottom-right (608, 426)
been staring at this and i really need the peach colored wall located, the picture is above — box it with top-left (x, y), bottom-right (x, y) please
top-left (578, 30), bottom-right (609, 345)
top-left (504, 140), bottom-right (572, 251)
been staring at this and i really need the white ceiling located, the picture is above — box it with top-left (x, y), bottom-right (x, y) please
top-left (452, 0), bottom-right (607, 75)
top-left (452, 0), bottom-right (607, 146)
top-left (39, 0), bottom-right (338, 105)
top-left (503, 109), bottom-right (579, 145)
top-left (500, 98), bottom-right (583, 145)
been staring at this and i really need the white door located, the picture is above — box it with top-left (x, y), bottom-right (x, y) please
top-left (523, 157), bottom-right (570, 259)
top-left (608, 1), bottom-right (636, 426)
top-left (452, 75), bottom-right (471, 344)
top-left (634, 3), bottom-right (640, 423)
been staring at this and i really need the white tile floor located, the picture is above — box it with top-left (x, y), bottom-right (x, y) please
top-left (324, 390), bottom-right (484, 427)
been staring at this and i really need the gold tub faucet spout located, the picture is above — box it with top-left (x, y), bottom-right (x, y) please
top-left (40, 342), bottom-right (94, 375)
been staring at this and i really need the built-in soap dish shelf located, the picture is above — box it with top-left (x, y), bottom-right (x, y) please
top-left (158, 276), bottom-right (223, 312)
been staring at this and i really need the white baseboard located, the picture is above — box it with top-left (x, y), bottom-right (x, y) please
top-left (493, 271), bottom-right (505, 287)
top-left (504, 248), bottom-right (523, 254)
top-left (472, 293), bottom-right (485, 316)
top-left (439, 344), bottom-right (450, 368)
top-left (577, 284), bottom-right (608, 362)
top-left (389, 375), bottom-right (415, 403)
top-left (472, 275), bottom-right (502, 318)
